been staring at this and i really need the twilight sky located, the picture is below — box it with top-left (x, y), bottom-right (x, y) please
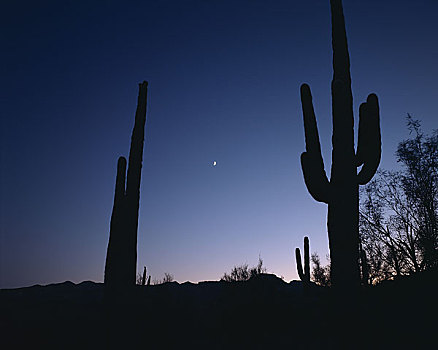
top-left (1, 0), bottom-right (437, 288)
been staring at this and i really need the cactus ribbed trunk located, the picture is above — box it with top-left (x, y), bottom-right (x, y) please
top-left (328, 0), bottom-right (358, 289)
top-left (300, 0), bottom-right (381, 291)
top-left (104, 81), bottom-right (148, 290)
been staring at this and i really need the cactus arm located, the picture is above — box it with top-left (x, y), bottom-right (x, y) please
top-left (295, 247), bottom-right (305, 281)
top-left (300, 84), bottom-right (331, 204)
top-left (104, 156), bottom-right (127, 285)
top-left (355, 104), bottom-right (367, 167)
top-left (295, 236), bottom-right (311, 283)
top-left (114, 157), bottom-right (127, 207)
top-left (109, 156), bottom-right (127, 229)
top-left (109, 156), bottom-right (126, 253)
top-left (357, 94), bottom-right (381, 185)
top-left (304, 237), bottom-right (310, 283)
top-left (301, 153), bottom-right (331, 204)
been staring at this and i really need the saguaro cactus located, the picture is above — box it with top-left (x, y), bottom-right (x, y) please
top-left (104, 81), bottom-right (148, 289)
top-left (141, 266), bottom-right (147, 286)
top-left (300, 0), bottom-right (381, 290)
top-left (295, 237), bottom-right (310, 284)
top-left (295, 236), bottom-right (310, 284)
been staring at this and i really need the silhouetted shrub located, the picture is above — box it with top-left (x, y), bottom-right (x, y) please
top-left (359, 116), bottom-right (438, 283)
top-left (152, 273), bottom-right (175, 285)
top-left (136, 273), bottom-right (143, 285)
top-left (311, 253), bottom-right (331, 287)
top-left (221, 257), bottom-right (267, 282)
top-left (162, 273), bottom-right (174, 283)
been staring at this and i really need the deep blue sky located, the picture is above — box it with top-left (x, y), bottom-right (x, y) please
top-left (1, 0), bottom-right (437, 288)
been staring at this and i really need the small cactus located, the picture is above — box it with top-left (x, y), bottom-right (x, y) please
top-left (141, 266), bottom-right (147, 286)
top-left (296, 236), bottom-right (310, 284)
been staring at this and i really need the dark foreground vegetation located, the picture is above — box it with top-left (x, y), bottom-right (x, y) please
top-left (1, 270), bottom-right (437, 349)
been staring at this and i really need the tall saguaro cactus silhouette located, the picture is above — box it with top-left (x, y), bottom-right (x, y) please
top-left (300, 0), bottom-right (381, 290)
top-left (104, 81), bottom-right (148, 289)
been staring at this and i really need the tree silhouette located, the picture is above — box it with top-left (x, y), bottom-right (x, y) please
top-left (311, 252), bottom-right (331, 287)
top-left (221, 256), bottom-right (267, 282)
top-left (360, 116), bottom-right (438, 282)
